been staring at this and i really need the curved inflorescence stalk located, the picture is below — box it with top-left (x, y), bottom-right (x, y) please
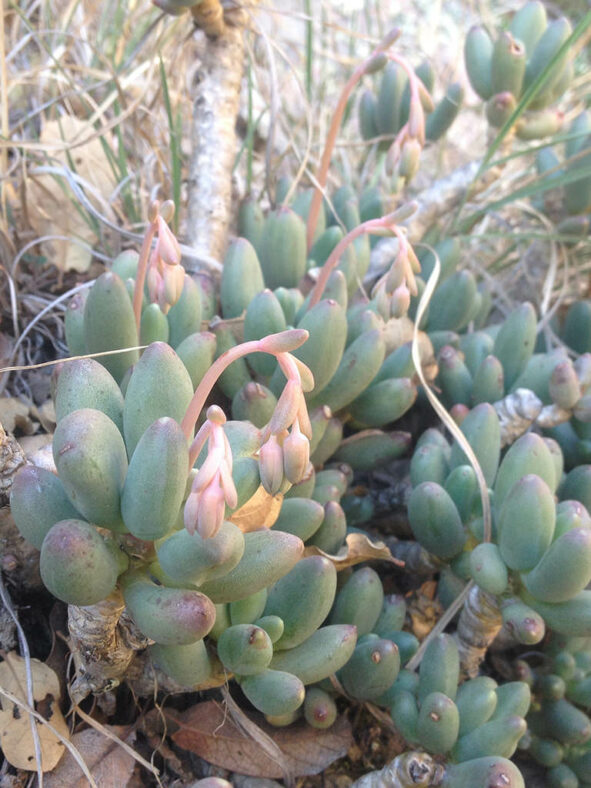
top-left (306, 29), bottom-right (402, 249)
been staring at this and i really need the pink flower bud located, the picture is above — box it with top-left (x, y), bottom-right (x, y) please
top-left (163, 265), bottom-right (185, 309)
top-left (207, 405), bottom-right (227, 425)
top-left (375, 283), bottom-right (391, 321)
top-left (258, 329), bottom-right (309, 354)
top-left (408, 96), bottom-right (426, 144)
top-left (282, 420), bottom-right (310, 484)
top-left (291, 357), bottom-right (315, 393)
top-left (398, 138), bottom-right (422, 182)
top-left (183, 490), bottom-right (200, 534)
top-left (159, 200), bottom-right (175, 224)
top-left (259, 434), bottom-right (284, 495)
top-left (157, 216), bottom-right (181, 265)
top-left (269, 379), bottom-right (302, 435)
top-left (390, 283), bottom-right (411, 319)
top-left (296, 396), bottom-right (313, 441)
top-left (218, 461), bottom-right (238, 510)
top-left (385, 254), bottom-right (405, 292)
top-left (148, 200), bottom-right (160, 223)
top-left (147, 265), bottom-right (162, 305)
top-left (197, 478), bottom-right (226, 539)
top-left (193, 445), bottom-right (225, 492)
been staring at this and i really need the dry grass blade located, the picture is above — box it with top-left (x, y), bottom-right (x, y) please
top-left (0, 686), bottom-right (97, 786)
top-left (0, 344), bottom-right (148, 375)
top-left (411, 245), bottom-right (492, 544)
top-left (74, 705), bottom-right (160, 778)
top-left (0, 574), bottom-right (43, 786)
top-left (221, 685), bottom-right (295, 787)
top-left (406, 244), bottom-right (490, 670)
top-left (406, 581), bottom-right (475, 673)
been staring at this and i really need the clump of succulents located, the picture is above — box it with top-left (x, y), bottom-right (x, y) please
top-left (465, 1), bottom-right (572, 139)
top-left (535, 110), bottom-right (591, 224)
top-left (513, 636), bottom-right (591, 787)
top-left (7, 5), bottom-right (591, 787)
top-left (392, 402), bottom-right (591, 675)
top-left (358, 58), bottom-right (464, 186)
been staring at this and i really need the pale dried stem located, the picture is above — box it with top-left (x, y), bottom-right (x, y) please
top-left (68, 590), bottom-right (150, 704)
top-left (454, 584), bottom-right (503, 679)
top-left (351, 751), bottom-right (445, 787)
top-left (0, 424), bottom-right (26, 503)
top-left (0, 0), bottom-right (9, 235)
top-left (187, 5), bottom-right (251, 267)
top-left (191, 0), bottom-right (226, 37)
top-left (404, 160), bottom-right (487, 240)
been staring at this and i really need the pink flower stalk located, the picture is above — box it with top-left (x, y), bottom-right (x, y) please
top-left (385, 54), bottom-right (431, 182)
top-left (259, 351), bottom-right (313, 494)
top-left (371, 226), bottom-right (420, 321)
top-left (132, 200), bottom-right (185, 333)
top-left (146, 215), bottom-right (185, 315)
top-left (184, 405), bottom-right (238, 539)
top-left (179, 329), bottom-right (314, 537)
top-left (307, 210), bottom-right (419, 312)
top-left (306, 28), bottom-right (402, 250)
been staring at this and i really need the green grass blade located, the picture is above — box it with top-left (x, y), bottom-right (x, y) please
top-left (159, 53), bottom-right (182, 233)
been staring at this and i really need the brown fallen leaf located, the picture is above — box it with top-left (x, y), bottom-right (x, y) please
top-left (17, 433), bottom-right (55, 472)
top-left (408, 581), bottom-right (442, 641)
top-left (0, 397), bottom-right (36, 435)
top-left (44, 725), bottom-right (136, 788)
top-left (169, 700), bottom-right (352, 779)
top-left (230, 485), bottom-right (283, 532)
top-left (30, 399), bottom-right (56, 433)
top-left (303, 532), bottom-right (403, 571)
top-left (0, 652), bottom-right (69, 771)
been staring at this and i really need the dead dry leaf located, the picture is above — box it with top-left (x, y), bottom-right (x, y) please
top-left (169, 701), bottom-right (352, 779)
top-left (408, 581), bottom-right (442, 641)
top-left (44, 725), bottom-right (136, 788)
top-left (0, 398), bottom-right (36, 435)
top-left (0, 652), bottom-right (69, 771)
top-left (18, 434), bottom-right (55, 471)
top-left (230, 486), bottom-right (283, 532)
top-left (26, 116), bottom-right (116, 272)
top-left (30, 400), bottom-right (56, 433)
top-left (303, 533), bottom-right (403, 570)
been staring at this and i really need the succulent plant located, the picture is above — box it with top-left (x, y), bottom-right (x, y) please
top-left (465, 2), bottom-right (571, 139)
top-left (358, 58), bottom-right (464, 187)
top-left (384, 401), bottom-right (591, 678)
top-left (7, 7), bottom-right (591, 786)
top-left (513, 637), bottom-right (591, 787)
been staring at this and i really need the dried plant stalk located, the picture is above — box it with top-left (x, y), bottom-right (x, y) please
top-left (68, 590), bottom-right (150, 704)
top-left (0, 424), bottom-right (26, 504)
top-left (454, 584), bottom-right (503, 678)
top-left (494, 388), bottom-right (542, 446)
top-left (191, 0), bottom-right (226, 38)
top-left (351, 752), bottom-right (444, 787)
top-left (386, 538), bottom-right (442, 575)
top-left (405, 160), bottom-right (495, 239)
top-left (495, 388), bottom-right (575, 446)
top-left (187, 4), bottom-right (252, 266)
